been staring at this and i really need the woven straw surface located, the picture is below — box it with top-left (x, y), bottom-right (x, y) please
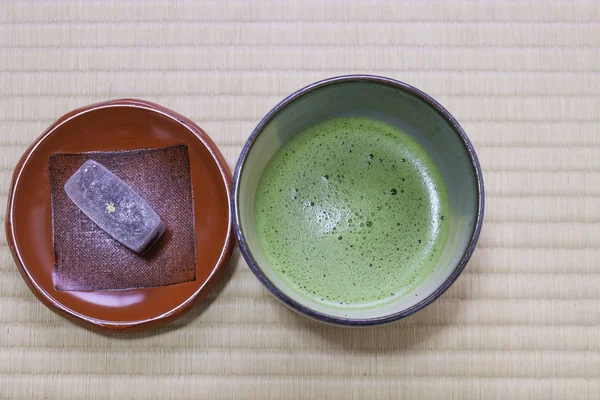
top-left (1, 1), bottom-right (599, 399)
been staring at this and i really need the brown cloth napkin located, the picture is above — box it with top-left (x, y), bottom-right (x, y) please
top-left (49, 145), bottom-right (197, 291)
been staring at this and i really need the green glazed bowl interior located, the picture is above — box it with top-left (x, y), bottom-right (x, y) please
top-left (233, 75), bottom-right (484, 326)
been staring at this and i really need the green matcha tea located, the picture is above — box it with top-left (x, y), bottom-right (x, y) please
top-left (254, 117), bottom-right (450, 309)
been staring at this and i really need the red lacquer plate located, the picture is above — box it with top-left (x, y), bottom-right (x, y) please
top-left (5, 99), bottom-right (234, 333)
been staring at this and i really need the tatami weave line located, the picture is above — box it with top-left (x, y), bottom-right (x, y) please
top-left (1, 0), bottom-right (599, 399)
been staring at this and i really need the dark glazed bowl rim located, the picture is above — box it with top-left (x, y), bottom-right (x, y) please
top-left (233, 75), bottom-right (484, 327)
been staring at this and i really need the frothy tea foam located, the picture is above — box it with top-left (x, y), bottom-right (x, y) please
top-left (254, 117), bottom-right (450, 309)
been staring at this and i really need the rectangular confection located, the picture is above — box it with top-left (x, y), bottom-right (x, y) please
top-left (64, 160), bottom-right (165, 254)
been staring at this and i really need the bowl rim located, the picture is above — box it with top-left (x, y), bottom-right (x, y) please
top-left (5, 98), bottom-right (235, 333)
top-left (233, 74), bottom-right (484, 326)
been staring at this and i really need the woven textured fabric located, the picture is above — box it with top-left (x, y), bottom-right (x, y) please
top-left (1, 1), bottom-right (599, 399)
top-left (50, 145), bottom-right (196, 290)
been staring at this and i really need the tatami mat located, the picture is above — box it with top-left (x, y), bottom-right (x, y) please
top-left (1, 1), bottom-right (599, 399)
